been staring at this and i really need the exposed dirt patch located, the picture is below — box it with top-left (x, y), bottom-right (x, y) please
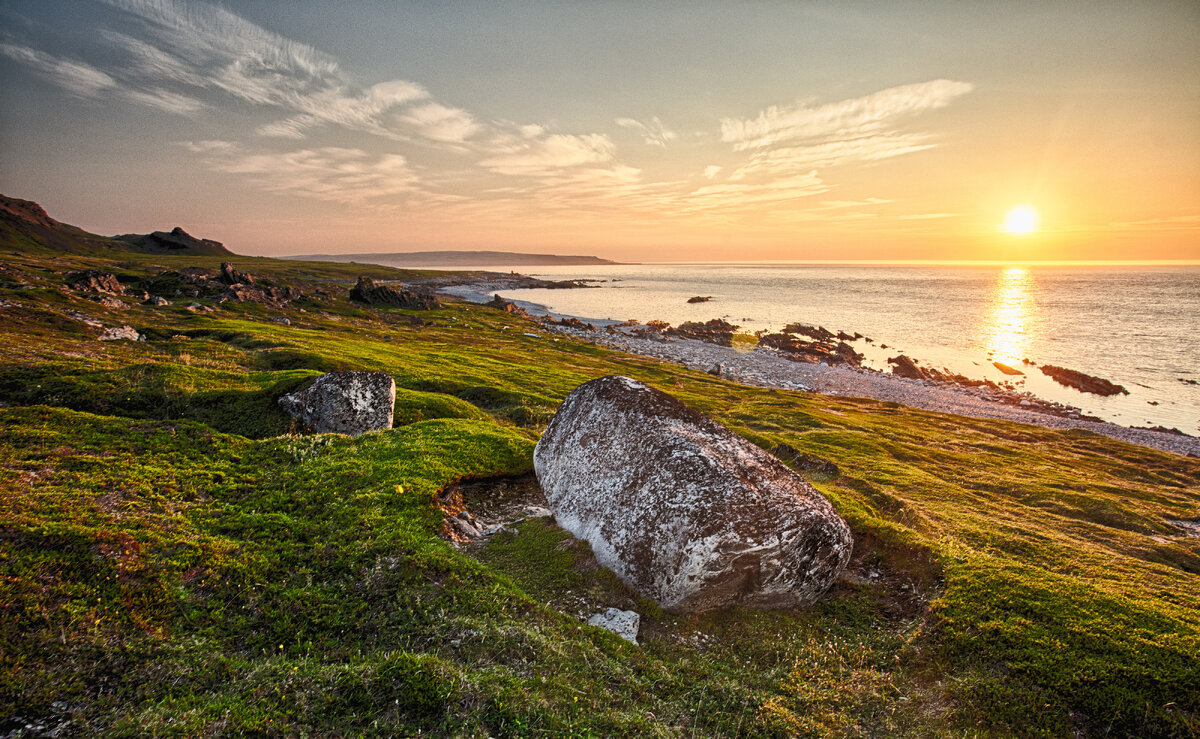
top-left (436, 473), bottom-right (550, 543)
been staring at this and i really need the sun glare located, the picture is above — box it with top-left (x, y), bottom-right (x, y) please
top-left (1002, 205), bottom-right (1040, 235)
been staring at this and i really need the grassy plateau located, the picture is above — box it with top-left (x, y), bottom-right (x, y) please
top-left (0, 233), bottom-right (1197, 737)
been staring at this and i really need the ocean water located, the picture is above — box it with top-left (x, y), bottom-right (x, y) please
top-left (485, 264), bottom-right (1200, 434)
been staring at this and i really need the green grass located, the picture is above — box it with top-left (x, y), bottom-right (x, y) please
top-left (0, 248), bottom-right (1197, 737)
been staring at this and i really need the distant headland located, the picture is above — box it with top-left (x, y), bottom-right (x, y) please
top-left (288, 250), bottom-right (624, 268)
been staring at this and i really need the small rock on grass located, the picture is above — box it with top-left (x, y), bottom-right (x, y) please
top-left (587, 608), bottom-right (640, 644)
top-left (98, 325), bottom-right (143, 341)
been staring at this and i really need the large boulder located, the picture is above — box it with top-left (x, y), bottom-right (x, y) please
top-left (278, 371), bottom-right (395, 435)
top-left (534, 376), bottom-right (852, 612)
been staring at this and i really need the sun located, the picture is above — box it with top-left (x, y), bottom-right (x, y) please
top-left (1002, 205), bottom-right (1040, 235)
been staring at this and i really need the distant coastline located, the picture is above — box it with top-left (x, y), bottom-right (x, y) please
top-left (287, 250), bottom-right (625, 268)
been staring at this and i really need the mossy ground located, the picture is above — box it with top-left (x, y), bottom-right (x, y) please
top-left (0, 247), bottom-right (1197, 737)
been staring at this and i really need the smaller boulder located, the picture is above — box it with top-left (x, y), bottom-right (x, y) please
top-left (587, 608), bottom-right (640, 644)
top-left (278, 370), bottom-right (395, 435)
top-left (99, 325), bottom-right (142, 341)
top-left (144, 295), bottom-right (170, 306)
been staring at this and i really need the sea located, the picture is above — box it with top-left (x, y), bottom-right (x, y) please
top-left (476, 263), bottom-right (1200, 434)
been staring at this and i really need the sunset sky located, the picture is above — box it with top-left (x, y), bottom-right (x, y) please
top-left (1, 0), bottom-right (1197, 262)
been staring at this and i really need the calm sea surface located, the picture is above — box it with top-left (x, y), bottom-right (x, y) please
top-left (484, 264), bottom-right (1200, 434)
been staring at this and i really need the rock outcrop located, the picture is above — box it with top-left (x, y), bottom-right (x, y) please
top-left (758, 332), bottom-right (864, 367)
top-left (67, 270), bottom-right (124, 295)
top-left (485, 294), bottom-right (528, 315)
top-left (349, 277), bottom-right (441, 310)
top-left (534, 376), bottom-right (852, 612)
top-left (278, 371), bottom-right (396, 435)
top-left (218, 262), bottom-right (255, 285)
top-left (669, 319), bottom-right (738, 346)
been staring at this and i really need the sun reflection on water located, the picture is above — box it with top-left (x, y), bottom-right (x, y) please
top-left (984, 267), bottom-right (1033, 366)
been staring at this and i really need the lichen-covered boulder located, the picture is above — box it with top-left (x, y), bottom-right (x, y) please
top-left (278, 371), bottom-right (395, 436)
top-left (534, 375), bottom-right (852, 612)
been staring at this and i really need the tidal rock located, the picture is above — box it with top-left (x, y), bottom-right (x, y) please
top-left (887, 354), bottom-right (926, 380)
top-left (349, 277), bottom-right (441, 310)
top-left (1039, 364), bottom-right (1128, 396)
top-left (534, 376), bottom-right (852, 612)
top-left (99, 325), bottom-right (142, 341)
top-left (587, 608), bottom-right (641, 644)
top-left (67, 270), bottom-right (124, 295)
top-left (278, 371), bottom-right (396, 435)
top-left (993, 361), bottom-right (1024, 376)
top-left (687, 295), bottom-right (713, 303)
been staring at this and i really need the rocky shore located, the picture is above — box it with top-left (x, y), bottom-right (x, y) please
top-left (437, 281), bottom-right (1198, 457)
top-left (545, 321), bottom-right (1198, 456)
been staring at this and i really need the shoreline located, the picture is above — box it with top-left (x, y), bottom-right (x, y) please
top-left (433, 276), bottom-right (1198, 457)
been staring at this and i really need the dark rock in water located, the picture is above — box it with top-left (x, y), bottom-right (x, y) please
top-left (670, 319), bottom-right (738, 346)
top-left (687, 295), bottom-right (713, 303)
top-left (67, 270), bottom-right (124, 295)
top-left (534, 375), bottom-right (853, 612)
top-left (278, 370), bottom-right (396, 435)
top-left (993, 361), bottom-right (1024, 376)
top-left (349, 277), bottom-right (441, 310)
top-left (218, 262), bottom-right (255, 285)
top-left (770, 444), bottom-right (841, 476)
top-left (1039, 364), bottom-right (1128, 396)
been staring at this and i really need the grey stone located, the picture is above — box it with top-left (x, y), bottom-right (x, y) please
top-left (534, 375), bottom-right (852, 612)
top-left (278, 370), bottom-right (395, 436)
top-left (98, 325), bottom-right (142, 341)
top-left (587, 608), bottom-right (640, 644)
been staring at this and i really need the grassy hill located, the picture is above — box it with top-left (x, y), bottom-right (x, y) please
top-left (0, 200), bottom-right (1197, 737)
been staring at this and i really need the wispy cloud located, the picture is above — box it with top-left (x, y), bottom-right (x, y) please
top-left (184, 140), bottom-right (419, 205)
top-left (899, 212), bottom-right (958, 220)
top-left (615, 116), bottom-right (677, 147)
top-left (398, 103), bottom-right (480, 144)
top-left (0, 40), bottom-right (204, 113)
top-left (478, 134), bottom-right (616, 176)
top-left (720, 79), bottom-right (973, 151)
top-left (4, 0), bottom-right (976, 227)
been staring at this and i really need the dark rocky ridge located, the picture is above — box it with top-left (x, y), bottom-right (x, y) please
top-left (114, 227), bottom-right (233, 257)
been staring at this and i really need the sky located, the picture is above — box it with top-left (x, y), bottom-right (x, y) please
top-left (1, 0), bottom-right (1197, 262)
